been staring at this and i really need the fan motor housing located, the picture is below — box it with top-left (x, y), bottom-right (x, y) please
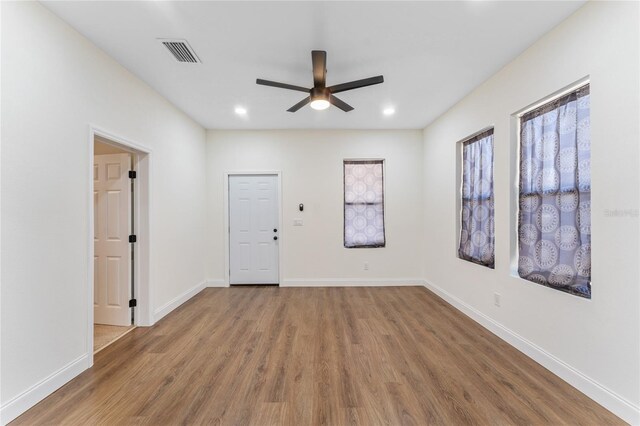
top-left (311, 87), bottom-right (330, 100)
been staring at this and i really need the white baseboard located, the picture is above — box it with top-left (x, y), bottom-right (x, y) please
top-left (153, 280), bottom-right (207, 323)
top-left (0, 354), bottom-right (89, 425)
top-left (281, 278), bottom-right (424, 287)
top-left (206, 279), bottom-right (226, 287)
top-left (422, 279), bottom-right (640, 425)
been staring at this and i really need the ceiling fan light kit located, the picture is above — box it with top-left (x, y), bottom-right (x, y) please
top-left (257, 50), bottom-right (384, 113)
top-left (310, 87), bottom-right (331, 110)
top-left (310, 99), bottom-right (331, 110)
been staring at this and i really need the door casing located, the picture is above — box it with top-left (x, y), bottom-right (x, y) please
top-left (88, 126), bottom-right (152, 366)
top-left (223, 171), bottom-right (282, 286)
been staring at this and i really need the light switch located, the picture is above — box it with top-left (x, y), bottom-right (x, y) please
top-left (293, 219), bottom-right (304, 226)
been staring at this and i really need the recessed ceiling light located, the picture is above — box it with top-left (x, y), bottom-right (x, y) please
top-left (235, 106), bottom-right (247, 115)
top-left (383, 107), bottom-right (395, 116)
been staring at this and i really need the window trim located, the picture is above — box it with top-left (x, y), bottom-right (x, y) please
top-left (343, 159), bottom-right (386, 249)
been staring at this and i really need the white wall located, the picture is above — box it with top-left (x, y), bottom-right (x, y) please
top-left (422, 1), bottom-right (639, 423)
top-left (1, 2), bottom-right (207, 421)
top-left (206, 130), bottom-right (424, 286)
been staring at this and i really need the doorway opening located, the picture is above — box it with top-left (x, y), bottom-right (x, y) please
top-left (89, 128), bottom-right (151, 359)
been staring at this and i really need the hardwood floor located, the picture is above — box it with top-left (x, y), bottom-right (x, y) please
top-left (13, 287), bottom-right (622, 425)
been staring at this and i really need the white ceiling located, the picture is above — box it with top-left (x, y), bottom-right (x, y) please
top-left (43, 1), bottom-right (585, 130)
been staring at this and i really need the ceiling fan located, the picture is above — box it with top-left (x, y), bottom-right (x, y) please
top-left (256, 50), bottom-right (384, 112)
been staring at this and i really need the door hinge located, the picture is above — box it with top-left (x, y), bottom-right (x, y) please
top-left (129, 170), bottom-right (137, 179)
top-left (129, 299), bottom-right (137, 308)
top-left (129, 235), bottom-right (137, 243)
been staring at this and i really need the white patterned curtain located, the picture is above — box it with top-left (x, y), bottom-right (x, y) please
top-left (458, 129), bottom-right (495, 268)
top-left (344, 160), bottom-right (385, 248)
top-left (518, 84), bottom-right (591, 298)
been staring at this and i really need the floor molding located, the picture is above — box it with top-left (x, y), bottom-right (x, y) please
top-left (0, 354), bottom-right (89, 425)
top-left (153, 280), bottom-right (207, 323)
top-left (281, 278), bottom-right (424, 287)
top-left (422, 279), bottom-right (639, 425)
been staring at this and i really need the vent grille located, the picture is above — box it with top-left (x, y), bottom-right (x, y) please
top-left (159, 39), bottom-right (200, 63)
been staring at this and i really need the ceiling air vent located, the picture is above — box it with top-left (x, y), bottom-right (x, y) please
top-left (158, 39), bottom-right (200, 64)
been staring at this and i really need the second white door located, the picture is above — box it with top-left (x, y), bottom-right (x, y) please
top-left (229, 174), bottom-right (279, 285)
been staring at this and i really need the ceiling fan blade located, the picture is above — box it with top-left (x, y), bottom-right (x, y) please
top-left (312, 50), bottom-right (327, 87)
top-left (328, 75), bottom-right (384, 94)
top-left (329, 95), bottom-right (354, 112)
top-left (287, 96), bottom-right (312, 112)
top-left (256, 79), bottom-right (310, 93)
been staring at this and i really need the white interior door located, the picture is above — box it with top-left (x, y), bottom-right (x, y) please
top-left (229, 174), bottom-right (279, 284)
top-left (94, 153), bottom-right (132, 326)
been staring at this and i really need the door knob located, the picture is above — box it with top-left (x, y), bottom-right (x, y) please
top-left (273, 236), bottom-right (278, 240)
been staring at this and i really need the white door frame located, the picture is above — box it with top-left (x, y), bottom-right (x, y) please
top-left (223, 171), bottom-right (282, 286)
top-left (88, 125), bottom-right (153, 365)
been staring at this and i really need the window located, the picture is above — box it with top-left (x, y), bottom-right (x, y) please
top-left (518, 83), bottom-right (591, 298)
top-left (344, 160), bottom-right (385, 248)
top-left (458, 129), bottom-right (495, 268)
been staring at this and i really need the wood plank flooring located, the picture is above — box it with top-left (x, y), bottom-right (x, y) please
top-left (13, 287), bottom-right (622, 425)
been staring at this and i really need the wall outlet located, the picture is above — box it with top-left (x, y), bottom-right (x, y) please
top-left (293, 219), bottom-right (303, 226)
top-left (363, 261), bottom-right (369, 271)
top-left (494, 292), bottom-right (501, 307)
